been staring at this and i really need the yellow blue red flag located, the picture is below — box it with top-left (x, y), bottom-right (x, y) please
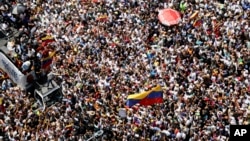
top-left (41, 51), bottom-right (56, 69)
top-left (126, 85), bottom-right (163, 107)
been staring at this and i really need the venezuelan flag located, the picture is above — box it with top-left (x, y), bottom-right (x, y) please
top-left (126, 85), bottom-right (163, 107)
top-left (41, 35), bottom-right (55, 46)
top-left (41, 35), bottom-right (54, 42)
top-left (41, 51), bottom-right (56, 69)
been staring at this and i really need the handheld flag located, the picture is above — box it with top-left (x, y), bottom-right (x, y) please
top-left (126, 85), bottom-right (163, 107)
top-left (41, 35), bottom-right (55, 46)
top-left (41, 51), bottom-right (56, 69)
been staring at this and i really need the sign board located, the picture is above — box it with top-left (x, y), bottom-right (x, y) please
top-left (0, 52), bottom-right (27, 90)
top-left (119, 108), bottom-right (127, 118)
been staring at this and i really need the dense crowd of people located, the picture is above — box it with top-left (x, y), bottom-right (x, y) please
top-left (0, 0), bottom-right (250, 140)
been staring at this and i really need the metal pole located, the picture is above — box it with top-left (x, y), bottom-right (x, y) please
top-left (86, 130), bottom-right (104, 141)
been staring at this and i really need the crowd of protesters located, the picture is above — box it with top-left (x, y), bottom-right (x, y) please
top-left (0, 0), bottom-right (250, 140)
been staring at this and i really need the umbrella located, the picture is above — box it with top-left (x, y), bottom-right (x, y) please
top-left (158, 8), bottom-right (181, 26)
top-left (12, 4), bottom-right (26, 15)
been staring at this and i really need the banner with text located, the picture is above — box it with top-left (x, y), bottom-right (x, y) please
top-left (0, 52), bottom-right (27, 90)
